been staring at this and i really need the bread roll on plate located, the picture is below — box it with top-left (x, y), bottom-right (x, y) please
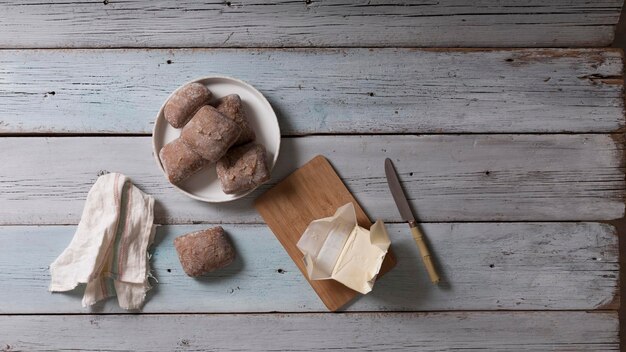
top-left (215, 94), bottom-right (256, 146)
top-left (216, 142), bottom-right (271, 194)
top-left (159, 138), bottom-right (209, 185)
top-left (164, 83), bottom-right (212, 128)
top-left (181, 105), bottom-right (241, 162)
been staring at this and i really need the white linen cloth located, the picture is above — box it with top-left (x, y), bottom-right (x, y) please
top-left (49, 173), bottom-right (156, 310)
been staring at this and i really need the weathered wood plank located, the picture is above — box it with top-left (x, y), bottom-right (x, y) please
top-left (0, 49), bottom-right (623, 134)
top-left (0, 135), bottom-right (622, 224)
top-left (0, 223), bottom-right (617, 313)
top-left (0, 312), bottom-right (618, 351)
top-left (0, 0), bottom-right (622, 48)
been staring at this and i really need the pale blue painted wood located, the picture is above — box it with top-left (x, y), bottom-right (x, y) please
top-left (0, 0), bottom-right (622, 48)
top-left (0, 135), bottom-right (622, 224)
top-left (0, 312), bottom-right (619, 351)
top-left (0, 49), bottom-right (623, 134)
top-left (0, 1), bottom-right (622, 349)
top-left (0, 223), bottom-right (617, 313)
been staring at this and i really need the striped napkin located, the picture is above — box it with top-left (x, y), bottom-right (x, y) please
top-left (49, 173), bottom-right (156, 310)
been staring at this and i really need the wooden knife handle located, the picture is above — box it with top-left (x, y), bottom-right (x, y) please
top-left (409, 221), bottom-right (440, 284)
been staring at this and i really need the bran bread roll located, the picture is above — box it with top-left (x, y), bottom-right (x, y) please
top-left (159, 138), bottom-right (210, 185)
top-left (174, 226), bottom-right (235, 277)
top-left (181, 105), bottom-right (241, 162)
top-left (215, 94), bottom-right (255, 145)
top-left (164, 83), bottom-right (212, 128)
top-left (216, 142), bottom-right (271, 194)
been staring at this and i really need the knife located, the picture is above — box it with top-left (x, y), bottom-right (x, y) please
top-left (385, 158), bottom-right (440, 284)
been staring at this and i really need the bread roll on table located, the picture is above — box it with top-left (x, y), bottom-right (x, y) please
top-left (174, 226), bottom-right (235, 277)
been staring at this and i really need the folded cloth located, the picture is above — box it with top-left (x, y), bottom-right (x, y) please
top-left (49, 173), bottom-right (156, 310)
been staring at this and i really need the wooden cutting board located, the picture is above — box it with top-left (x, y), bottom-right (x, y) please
top-left (254, 155), bottom-right (397, 311)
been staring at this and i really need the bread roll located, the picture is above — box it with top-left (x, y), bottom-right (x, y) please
top-left (181, 105), bottom-right (241, 162)
top-left (174, 226), bottom-right (235, 277)
top-left (215, 94), bottom-right (255, 145)
top-left (159, 138), bottom-right (209, 185)
top-left (216, 142), bottom-right (271, 194)
top-left (164, 83), bottom-right (212, 128)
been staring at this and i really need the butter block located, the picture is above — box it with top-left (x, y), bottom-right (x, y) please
top-left (296, 202), bottom-right (391, 294)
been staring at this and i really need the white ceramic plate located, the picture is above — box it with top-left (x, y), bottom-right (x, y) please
top-left (153, 76), bottom-right (280, 202)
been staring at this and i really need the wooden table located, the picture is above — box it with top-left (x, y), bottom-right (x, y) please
top-left (0, 1), bottom-right (624, 350)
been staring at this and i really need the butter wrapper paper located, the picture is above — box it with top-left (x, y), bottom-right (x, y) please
top-left (296, 202), bottom-right (391, 294)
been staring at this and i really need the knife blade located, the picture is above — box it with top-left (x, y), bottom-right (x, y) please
top-left (384, 158), bottom-right (440, 284)
top-left (385, 158), bottom-right (417, 223)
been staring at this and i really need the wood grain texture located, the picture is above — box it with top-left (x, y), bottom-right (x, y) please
top-left (0, 0), bottom-right (622, 48)
top-left (0, 49), bottom-right (623, 134)
top-left (0, 223), bottom-right (617, 313)
top-left (256, 155), bottom-right (396, 311)
top-left (0, 135), bottom-right (622, 225)
top-left (0, 312), bottom-right (618, 351)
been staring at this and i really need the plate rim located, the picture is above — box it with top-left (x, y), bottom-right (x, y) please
top-left (152, 75), bottom-right (281, 203)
